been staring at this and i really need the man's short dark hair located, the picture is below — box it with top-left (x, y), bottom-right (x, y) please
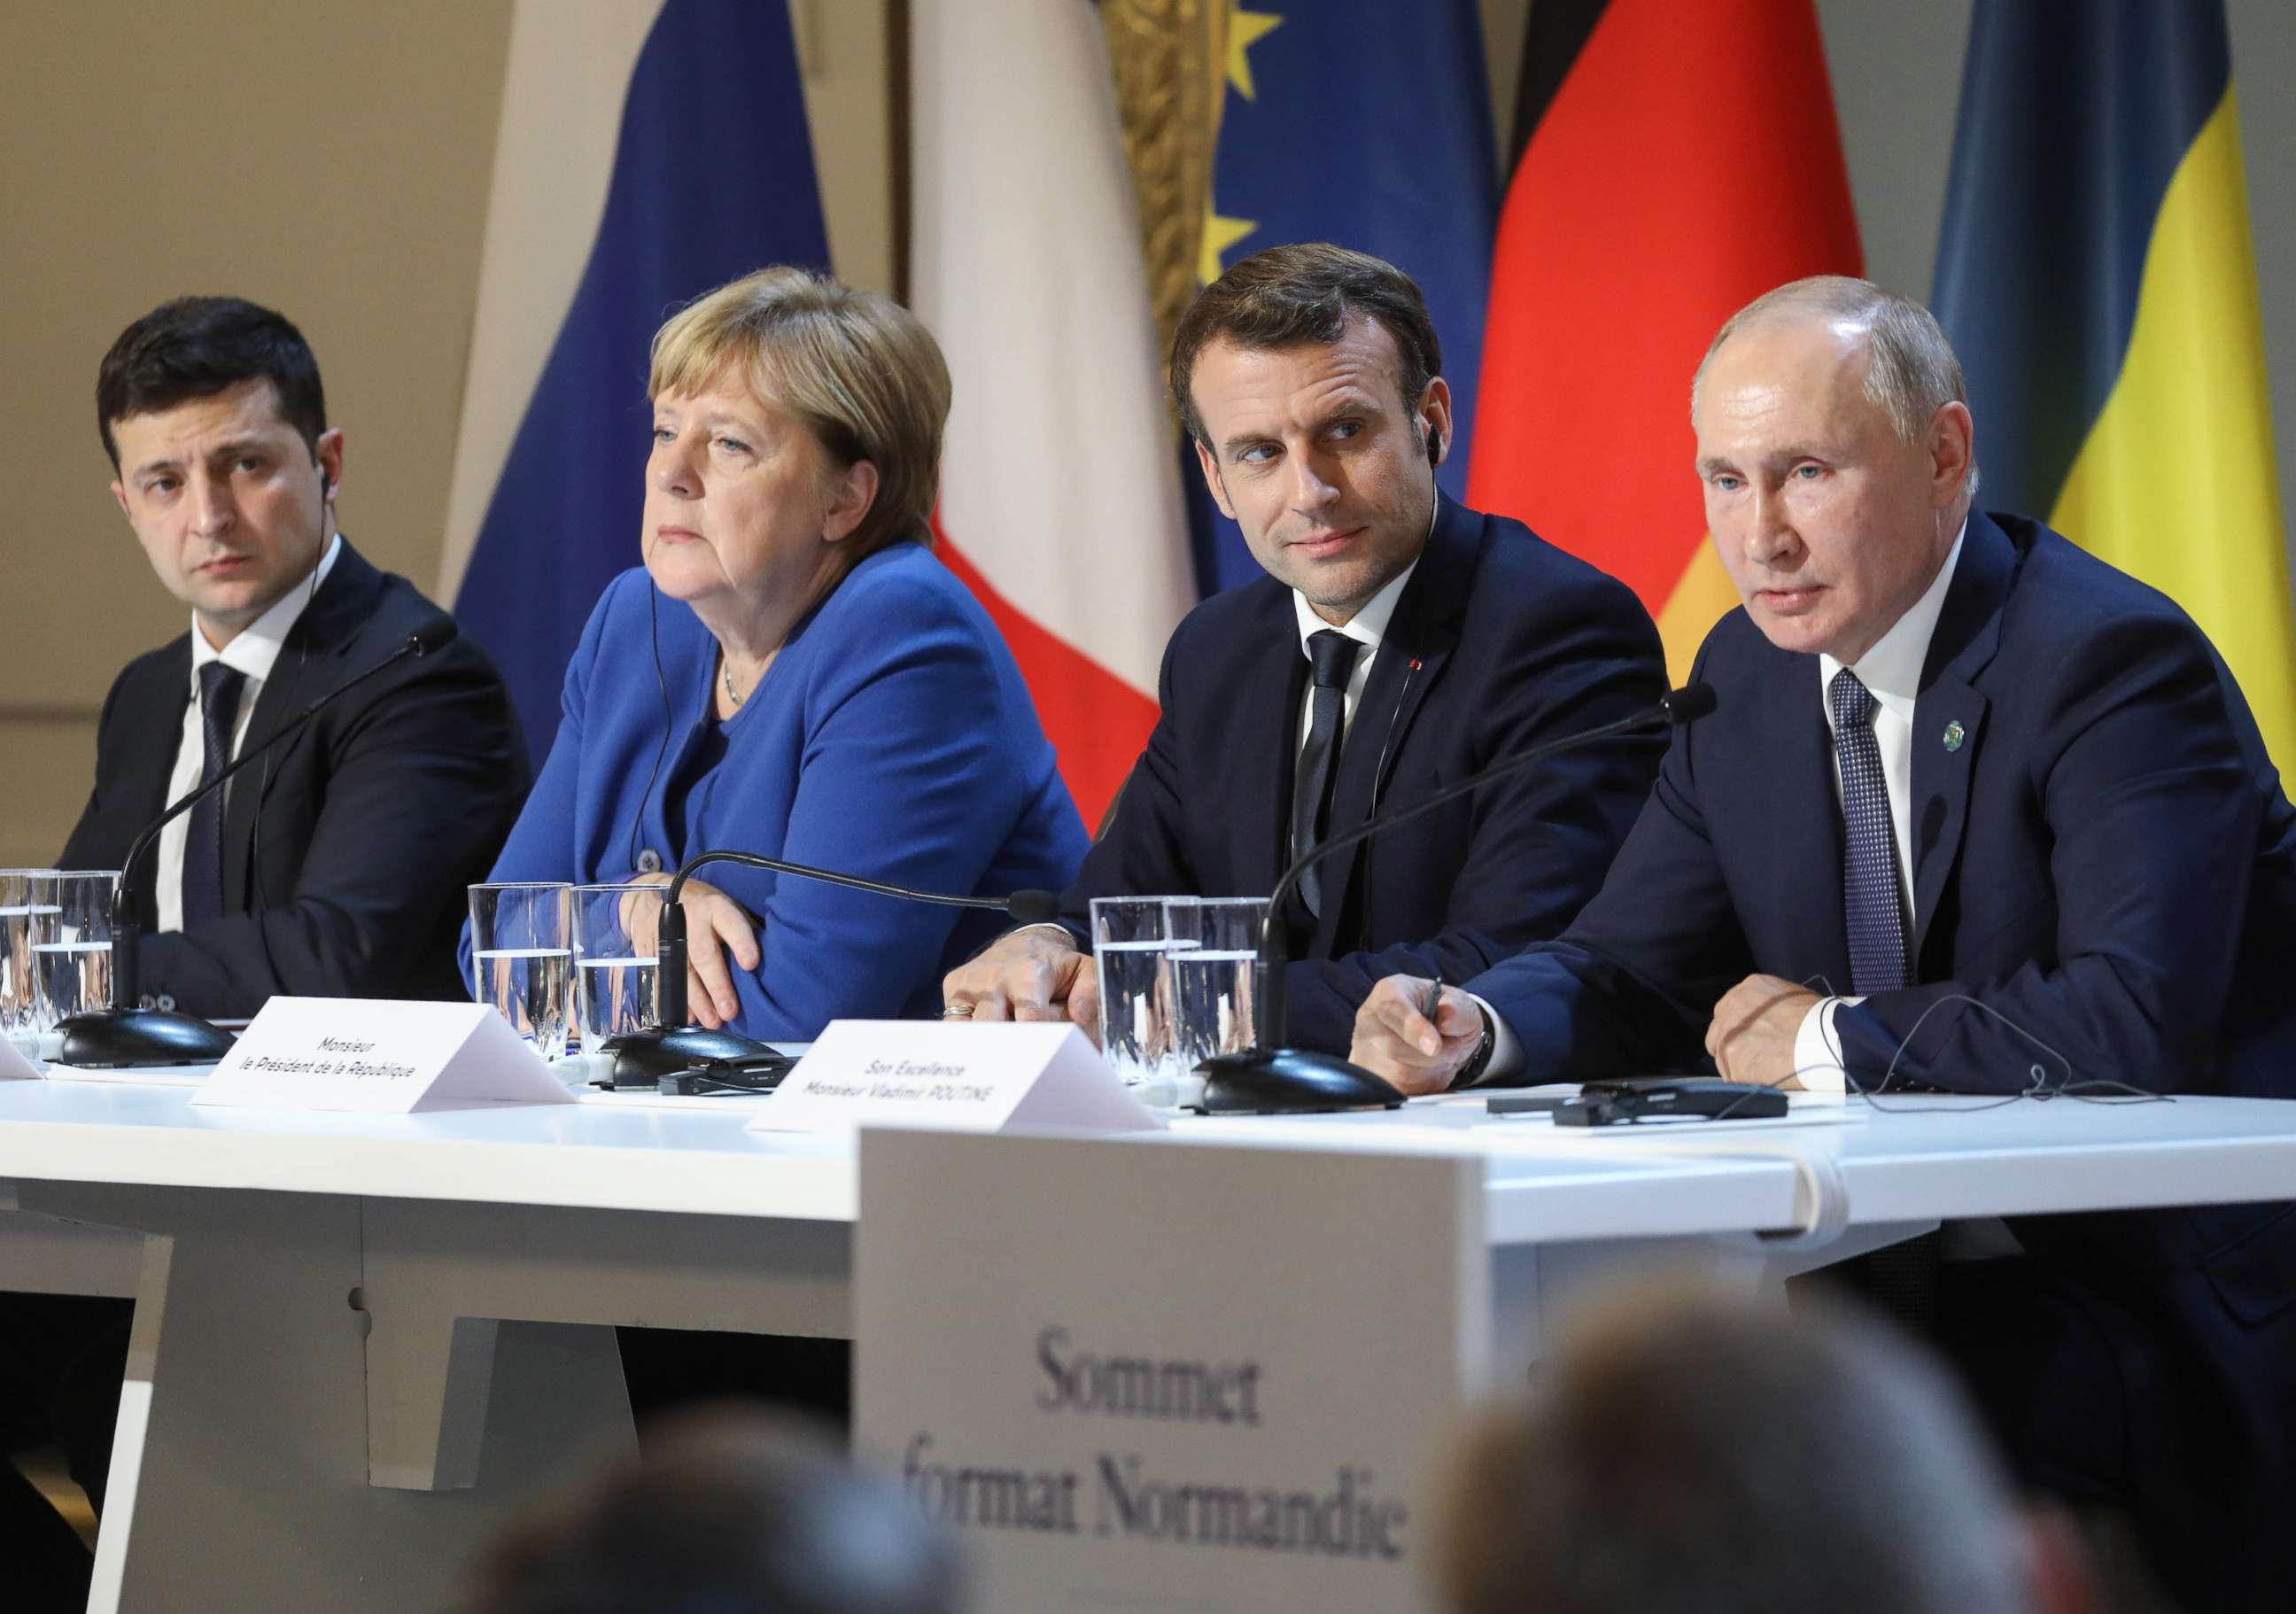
top-left (1169, 243), bottom-right (1442, 447)
top-left (1439, 1286), bottom-right (2038, 1614)
top-left (97, 296), bottom-right (328, 472)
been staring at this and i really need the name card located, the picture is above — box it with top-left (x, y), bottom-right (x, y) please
top-left (194, 997), bottom-right (575, 1114)
top-left (0, 1035), bottom-right (42, 1081)
top-left (749, 1020), bottom-right (1164, 1137)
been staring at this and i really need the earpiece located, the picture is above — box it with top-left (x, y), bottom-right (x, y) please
top-left (1424, 423), bottom-right (1443, 469)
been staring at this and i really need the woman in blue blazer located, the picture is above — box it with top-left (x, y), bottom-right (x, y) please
top-left (473, 268), bottom-right (1086, 1039)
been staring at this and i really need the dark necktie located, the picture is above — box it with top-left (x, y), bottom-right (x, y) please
top-left (182, 662), bottom-right (247, 929)
top-left (1830, 668), bottom-right (1907, 995)
top-left (1291, 629), bottom-right (1362, 917)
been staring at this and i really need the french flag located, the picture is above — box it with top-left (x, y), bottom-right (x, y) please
top-left (439, 0), bottom-right (833, 764)
top-left (911, 0), bottom-right (1193, 827)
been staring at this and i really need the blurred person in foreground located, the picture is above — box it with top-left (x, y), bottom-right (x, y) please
top-left (454, 1409), bottom-right (964, 1614)
top-left (944, 244), bottom-right (1665, 1052)
top-left (1439, 1285), bottom-right (2093, 1614)
top-left (469, 267), bottom-right (1086, 1037)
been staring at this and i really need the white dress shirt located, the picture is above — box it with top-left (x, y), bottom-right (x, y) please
top-left (1290, 556), bottom-right (1417, 752)
top-left (156, 535), bottom-right (342, 934)
top-left (1789, 524), bottom-right (1964, 1092)
top-left (1477, 522), bottom-right (1966, 1090)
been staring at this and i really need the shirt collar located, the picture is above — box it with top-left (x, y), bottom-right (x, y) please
top-left (1818, 518), bottom-right (1965, 717)
top-left (1292, 555), bottom-right (1418, 663)
top-left (190, 533), bottom-right (344, 685)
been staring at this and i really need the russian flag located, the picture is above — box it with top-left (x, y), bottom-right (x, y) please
top-left (912, 0), bottom-right (1194, 826)
top-left (440, 0), bottom-right (832, 763)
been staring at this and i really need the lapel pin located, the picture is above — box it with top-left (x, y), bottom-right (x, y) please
top-left (1942, 720), bottom-right (1966, 752)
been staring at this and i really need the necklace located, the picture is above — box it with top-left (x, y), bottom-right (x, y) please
top-left (722, 659), bottom-right (746, 708)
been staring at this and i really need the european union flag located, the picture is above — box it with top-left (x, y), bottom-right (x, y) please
top-left (1187, 3), bottom-right (1498, 594)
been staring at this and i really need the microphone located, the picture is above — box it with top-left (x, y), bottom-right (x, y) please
top-left (603, 848), bottom-right (1060, 1087)
top-left (1192, 683), bottom-right (1718, 1114)
top-left (57, 615), bottom-right (461, 1068)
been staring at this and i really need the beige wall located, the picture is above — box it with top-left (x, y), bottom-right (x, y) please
top-left (0, 0), bottom-right (892, 867)
top-left (6, 1), bottom-right (2293, 868)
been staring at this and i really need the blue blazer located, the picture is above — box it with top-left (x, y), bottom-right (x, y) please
top-left (473, 542), bottom-right (1088, 1037)
top-left (1471, 511), bottom-right (2296, 1599)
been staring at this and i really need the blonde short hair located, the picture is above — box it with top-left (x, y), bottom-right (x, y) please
top-left (648, 268), bottom-right (951, 558)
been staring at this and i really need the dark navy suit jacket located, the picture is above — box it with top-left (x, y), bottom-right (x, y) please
top-left (477, 543), bottom-right (1088, 1039)
top-left (1065, 494), bottom-right (1669, 1052)
top-left (61, 542), bottom-right (530, 1015)
top-left (1472, 511), bottom-right (2296, 1588)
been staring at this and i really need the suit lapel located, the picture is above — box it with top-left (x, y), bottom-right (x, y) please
top-left (130, 640), bottom-right (197, 828)
top-left (1908, 514), bottom-right (2014, 960)
top-left (1311, 500), bottom-right (1470, 952)
top-left (219, 544), bottom-right (381, 909)
top-left (1234, 611), bottom-right (1309, 904)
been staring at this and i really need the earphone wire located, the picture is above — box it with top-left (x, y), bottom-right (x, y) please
top-left (627, 579), bottom-right (675, 878)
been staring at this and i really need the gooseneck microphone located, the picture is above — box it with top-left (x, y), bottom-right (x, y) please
top-left (1192, 683), bottom-right (1718, 1114)
top-left (57, 616), bottom-right (461, 1068)
top-left (604, 848), bottom-right (1059, 1086)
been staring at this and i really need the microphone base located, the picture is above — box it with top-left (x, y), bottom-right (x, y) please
top-left (602, 1025), bottom-right (790, 1089)
top-left (1189, 1046), bottom-right (1406, 1115)
top-left (57, 1008), bottom-right (236, 1069)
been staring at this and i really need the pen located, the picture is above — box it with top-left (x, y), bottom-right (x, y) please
top-left (1419, 974), bottom-right (1444, 1026)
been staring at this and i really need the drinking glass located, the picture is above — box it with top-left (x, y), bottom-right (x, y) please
top-left (33, 871), bottom-right (120, 1033)
top-left (468, 881), bottom-right (573, 1060)
top-left (1169, 896), bottom-right (1268, 1078)
top-left (1090, 896), bottom-right (1198, 1088)
top-left (0, 871), bottom-right (58, 1038)
top-left (571, 883), bottom-right (661, 1052)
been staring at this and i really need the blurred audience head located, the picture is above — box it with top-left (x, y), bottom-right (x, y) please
top-left (454, 1408), bottom-right (965, 1614)
top-left (1437, 1284), bottom-right (2092, 1614)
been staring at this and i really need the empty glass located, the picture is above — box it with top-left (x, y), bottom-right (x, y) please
top-left (1169, 896), bottom-right (1268, 1077)
top-left (571, 883), bottom-right (661, 1052)
top-left (0, 870), bottom-right (58, 1037)
top-left (469, 881), bottom-right (573, 1060)
top-left (33, 871), bottom-right (120, 1033)
top-left (1090, 895), bottom-right (1198, 1088)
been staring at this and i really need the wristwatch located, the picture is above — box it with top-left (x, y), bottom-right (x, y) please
top-left (1448, 1002), bottom-right (1497, 1090)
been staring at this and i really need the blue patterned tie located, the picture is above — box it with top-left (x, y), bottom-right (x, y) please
top-left (1830, 668), bottom-right (1906, 994)
top-left (182, 662), bottom-right (247, 929)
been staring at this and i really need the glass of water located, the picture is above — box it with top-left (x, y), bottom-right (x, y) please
top-left (1090, 895), bottom-right (1198, 1088)
top-left (0, 871), bottom-right (59, 1038)
top-left (571, 883), bottom-right (660, 1052)
top-left (1169, 897), bottom-right (1269, 1079)
top-left (469, 881), bottom-right (573, 1060)
top-left (33, 871), bottom-right (120, 1033)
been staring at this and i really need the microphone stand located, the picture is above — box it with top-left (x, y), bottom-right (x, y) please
top-left (603, 848), bottom-right (1059, 1087)
top-left (58, 622), bottom-right (457, 1068)
top-left (1192, 684), bottom-right (1718, 1113)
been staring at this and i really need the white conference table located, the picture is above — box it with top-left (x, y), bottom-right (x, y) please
top-left (4, 1069), bottom-right (2295, 1612)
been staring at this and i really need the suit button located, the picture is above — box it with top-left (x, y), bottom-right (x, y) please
top-left (636, 849), bottom-right (663, 874)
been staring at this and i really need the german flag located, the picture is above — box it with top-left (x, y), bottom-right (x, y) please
top-left (1467, 0), bottom-right (1863, 681)
top-left (1935, 1), bottom-right (2295, 771)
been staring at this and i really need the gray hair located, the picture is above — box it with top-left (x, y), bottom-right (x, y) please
top-left (1693, 275), bottom-right (1979, 496)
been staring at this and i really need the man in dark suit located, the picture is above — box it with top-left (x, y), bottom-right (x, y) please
top-left (943, 244), bottom-right (1666, 1052)
top-left (1352, 276), bottom-right (2296, 1607)
top-left (61, 295), bottom-right (529, 1011)
top-left (1, 296), bottom-right (529, 1606)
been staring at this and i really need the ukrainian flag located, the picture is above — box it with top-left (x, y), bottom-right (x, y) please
top-left (1934, 0), bottom-right (2295, 771)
